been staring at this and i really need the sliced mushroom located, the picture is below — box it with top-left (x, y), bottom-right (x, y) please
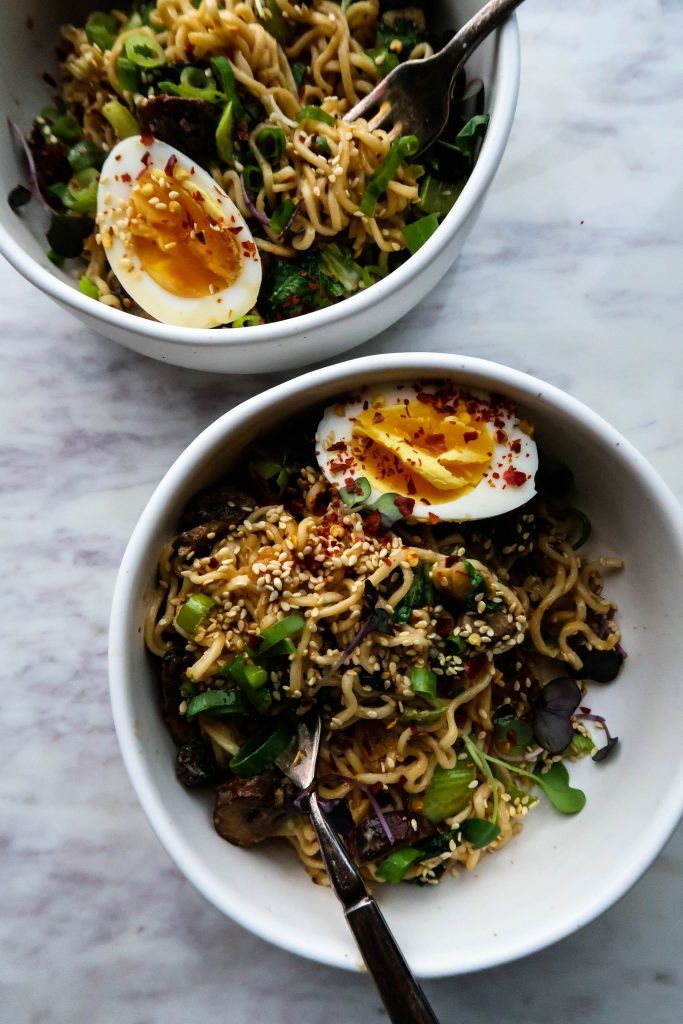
top-left (136, 95), bottom-right (219, 164)
top-left (175, 738), bottom-right (216, 788)
top-left (348, 811), bottom-right (435, 863)
top-left (354, 721), bottom-right (397, 770)
top-left (213, 773), bottom-right (290, 847)
top-left (160, 646), bottom-right (194, 746)
top-left (177, 484), bottom-right (256, 558)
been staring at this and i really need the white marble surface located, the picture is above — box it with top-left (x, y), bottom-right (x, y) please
top-left (2, 1), bottom-right (682, 1021)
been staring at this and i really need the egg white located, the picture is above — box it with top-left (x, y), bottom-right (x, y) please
top-left (96, 136), bottom-right (261, 328)
top-left (315, 384), bottom-right (539, 522)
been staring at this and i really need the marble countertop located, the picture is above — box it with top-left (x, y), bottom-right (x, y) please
top-left (2, 1), bottom-right (682, 1021)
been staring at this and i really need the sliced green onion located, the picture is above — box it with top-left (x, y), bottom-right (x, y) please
top-left (460, 817), bottom-right (501, 849)
top-left (79, 275), bottom-right (100, 300)
top-left (360, 134), bottom-right (419, 217)
top-left (402, 213), bottom-right (439, 255)
top-left (367, 47), bottom-right (399, 79)
top-left (85, 12), bottom-right (118, 51)
top-left (124, 31), bottom-right (166, 68)
top-left (229, 723), bottom-right (295, 777)
top-left (410, 666), bottom-right (437, 700)
top-left (422, 761), bottom-right (477, 823)
top-left (258, 613), bottom-right (306, 656)
top-left (62, 168), bottom-right (99, 214)
top-left (176, 592), bottom-right (217, 634)
top-left (399, 699), bottom-right (446, 726)
top-left (210, 57), bottom-right (246, 119)
top-left (259, 637), bottom-right (296, 659)
top-left (296, 105), bottom-right (335, 127)
top-left (376, 847), bottom-right (422, 883)
top-left (256, 126), bottom-right (286, 161)
top-left (242, 163), bottom-right (264, 192)
top-left (231, 313), bottom-right (262, 328)
top-left (269, 198), bottom-right (296, 236)
top-left (216, 102), bottom-right (235, 164)
top-left (51, 114), bottom-right (81, 144)
top-left (291, 62), bottom-right (307, 88)
top-left (186, 690), bottom-right (250, 720)
top-left (315, 134), bottom-right (331, 157)
top-left (102, 99), bottom-right (140, 140)
top-left (47, 248), bottom-right (65, 267)
top-left (419, 175), bottom-right (462, 216)
top-left (360, 264), bottom-right (386, 288)
top-left (67, 139), bottom-right (105, 173)
top-left (117, 56), bottom-right (140, 93)
top-left (224, 653), bottom-right (272, 712)
top-left (339, 476), bottom-right (371, 508)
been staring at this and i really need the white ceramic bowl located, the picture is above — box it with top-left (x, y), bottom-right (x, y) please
top-left (0, 2), bottom-right (519, 373)
top-left (109, 352), bottom-right (683, 977)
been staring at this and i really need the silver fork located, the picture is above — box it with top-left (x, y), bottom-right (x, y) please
top-left (277, 714), bottom-right (439, 1024)
top-left (344, 0), bottom-right (527, 154)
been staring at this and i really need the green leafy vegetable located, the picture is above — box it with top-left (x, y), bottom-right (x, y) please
top-left (416, 828), bottom-right (461, 857)
top-left (402, 213), bottom-right (439, 254)
top-left (339, 476), bottom-right (372, 508)
top-left (377, 15), bottom-right (427, 56)
top-left (315, 134), bottom-right (331, 157)
top-left (260, 248), bottom-right (346, 319)
top-left (51, 114), bottom-right (81, 144)
top-left (460, 818), bottom-right (501, 849)
top-left (482, 750), bottom-right (587, 814)
top-left (258, 0), bottom-right (287, 43)
top-left (395, 562), bottom-right (434, 623)
top-left (423, 761), bottom-right (477, 823)
top-left (366, 47), bottom-right (399, 78)
top-left (269, 198), bottom-right (297, 236)
top-left (492, 705), bottom-right (534, 755)
top-left (454, 114), bottom-right (490, 158)
top-left (361, 134), bottom-right (419, 217)
top-left (85, 12), bottom-right (118, 51)
top-left (376, 847), bottom-right (422, 883)
top-left (360, 264), bottom-right (386, 288)
top-left (117, 56), bottom-right (140, 92)
top-left (419, 175), bottom-right (462, 216)
top-left (291, 62), bottom-right (307, 88)
top-left (462, 733), bottom-right (499, 824)
top-left (319, 243), bottom-right (361, 292)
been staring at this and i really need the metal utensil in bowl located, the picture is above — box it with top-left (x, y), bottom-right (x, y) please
top-left (344, 0), bottom-right (526, 154)
top-left (277, 714), bottom-right (439, 1024)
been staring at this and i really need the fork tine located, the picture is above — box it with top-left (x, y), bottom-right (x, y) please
top-left (367, 100), bottom-right (393, 133)
top-left (343, 80), bottom-right (388, 124)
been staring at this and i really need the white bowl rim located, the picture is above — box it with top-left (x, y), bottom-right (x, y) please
top-left (109, 351), bottom-right (683, 977)
top-left (0, 18), bottom-right (519, 350)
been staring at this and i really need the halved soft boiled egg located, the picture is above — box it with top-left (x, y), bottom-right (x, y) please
top-left (96, 136), bottom-right (261, 328)
top-left (316, 383), bottom-right (539, 522)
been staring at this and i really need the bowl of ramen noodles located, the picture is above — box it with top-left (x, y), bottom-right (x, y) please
top-left (0, 1), bottom-right (519, 371)
top-left (109, 351), bottom-right (683, 975)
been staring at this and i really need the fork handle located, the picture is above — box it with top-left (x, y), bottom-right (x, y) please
top-left (307, 793), bottom-right (439, 1024)
top-left (443, 0), bottom-right (526, 70)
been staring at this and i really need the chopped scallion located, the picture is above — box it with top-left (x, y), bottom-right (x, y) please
top-left (176, 593), bottom-right (217, 634)
top-left (296, 105), bottom-right (335, 127)
top-left (102, 100), bottom-right (140, 140)
top-left (124, 31), bottom-right (166, 68)
top-left (376, 847), bottom-right (422, 883)
top-left (360, 134), bottom-right (419, 217)
top-left (410, 666), bottom-right (437, 700)
top-left (402, 213), bottom-right (439, 255)
top-left (79, 275), bottom-right (99, 300)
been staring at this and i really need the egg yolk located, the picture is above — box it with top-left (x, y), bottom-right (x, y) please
top-left (351, 400), bottom-right (493, 503)
top-left (127, 166), bottom-right (242, 298)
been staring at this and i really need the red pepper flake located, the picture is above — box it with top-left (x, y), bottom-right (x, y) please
top-left (140, 133), bottom-right (154, 147)
top-left (435, 613), bottom-right (455, 638)
top-left (372, 411), bottom-right (384, 423)
top-left (494, 418), bottom-right (505, 429)
top-left (395, 495), bottom-right (415, 516)
top-left (406, 478), bottom-right (417, 496)
top-left (503, 467), bottom-right (528, 487)
top-left (141, 150), bottom-right (151, 166)
top-left (242, 240), bottom-right (257, 256)
top-left (511, 438), bottom-right (522, 454)
top-left (370, 782), bottom-right (383, 794)
top-left (227, 225), bottom-right (243, 234)
top-left (193, 190), bottom-right (204, 203)
top-left (330, 461), bottom-right (348, 473)
top-left (580, 705), bottom-right (592, 715)
top-left (121, 172), bottom-right (131, 183)
top-left (427, 512), bottom-right (441, 525)
top-left (492, 472), bottom-right (500, 480)
top-left (327, 441), bottom-right (347, 452)
top-left (363, 510), bottom-right (382, 536)
top-left (463, 430), bottom-right (478, 443)
top-left (195, 230), bottom-right (206, 244)
top-left (424, 433), bottom-right (446, 450)
top-left (496, 429), bottom-right (508, 444)
top-left (164, 154), bottom-right (178, 176)
top-left (465, 653), bottom-right (487, 679)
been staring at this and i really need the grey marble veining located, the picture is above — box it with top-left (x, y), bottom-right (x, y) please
top-left (1, 1), bottom-right (682, 1021)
